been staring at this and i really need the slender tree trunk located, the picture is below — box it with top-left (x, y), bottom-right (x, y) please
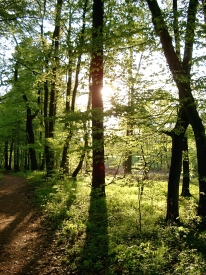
top-left (27, 151), bottom-right (30, 170)
top-left (72, 120), bottom-right (89, 178)
top-left (23, 95), bottom-right (38, 170)
top-left (91, 0), bottom-right (105, 194)
top-left (44, 78), bottom-right (50, 172)
top-left (72, 151), bottom-right (86, 179)
top-left (60, 134), bottom-right (71, 173)
top-left (60, 0), bottom-right (88, 173)
top-left (60, 8), bottom-right (73, 174)
top-left (4, 141), bottom-right (9, 170)
top-left (24, 149), bottom-right (28, 170)
top-left (124, 152), bottom-right (132, 174)
top-left (124, 51), bottom-right (140, 174)
top-left (124, 127), bottom-right (133, 174)
top-left (60, 74), bottom-right (72, 173)
top-left (124, 129), bottom-right (132, 175)
top-left (9, 139), bottom-right (13, 170)
top-left (45, 0), bottom-right (63, 175)
top-left (14, 143), bottom-right (20, 172)
top-left (71, 70), bottom-right (92, 178)
top-left (26, 112), bottom-right (38, 170)
top-left (181, 136), bottom-right (191, 197)
top-left (40, 11), bottom-right (50, 172)
top-left (39, 121), bottom-right (45, 170)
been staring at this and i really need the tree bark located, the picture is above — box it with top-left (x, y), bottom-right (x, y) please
top-left (26, 109), bottom-right (38, 170)
top-left (4, 141), bottom-right (9, 170)
top-left (14, 143), bottom-right (20, 172)
top-left (91, 0), bottom-right (105, 194)
top-left (23, 95), bottom-right (38, 170)
top-left (72, 120), bottom-right (89, 178)
top-left (9, 139), bottom-right (13, 170)
top-left (46, 0), bottom-right (63, 175)
top-left (124, 153), bottom-right (132, 174)
top-left (165, 108), bottom-right (189, 222)
top-left (181, 136), bottom-right (191, 197)
top-left (60, 67), bottom-right (72, 173)
top-left (44, 78), bottom-right (51, 173)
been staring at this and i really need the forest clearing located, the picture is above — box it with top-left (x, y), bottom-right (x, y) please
top-left (1, 0), bottom-right (206, 274)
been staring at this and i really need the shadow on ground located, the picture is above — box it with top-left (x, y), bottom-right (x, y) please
top-left (79, 190), bottom-right (109, 275)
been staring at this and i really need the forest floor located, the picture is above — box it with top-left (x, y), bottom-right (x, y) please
top-left (1, 171), bottom-right (205, 275)
top-left (0, 172), bottom-right (66, 275)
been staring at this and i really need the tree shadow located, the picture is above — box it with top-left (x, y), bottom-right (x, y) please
top-left (79, 190), bottom-right (109, 275)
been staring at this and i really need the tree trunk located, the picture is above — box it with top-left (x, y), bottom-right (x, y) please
top-left (124, 129), bottom-right (133, 174)
top-left (60, 136), bottom-right (71, 174)
top-left (181, 136), bottom-right (191, 197)
top-left (4, 141), bottom-right (9, 170)
top-left (72, 121), bottom-right (89, 178)
top-left (166, 134), bottom-right (183, 222)
top-left (91, 0), bottom-right (105, 194)
top-left (165, 108), bottom-right (189, 222)
top-left (60, 0), bottom-right (88, 173)
top-left (60, 8), bottom-right (72, 173)
top-left (24, 149), bottom-right (28, 170)
top-left (163, 108), bottom-right (189, 222)
top-left (192, 121), bottom-right (206, 215)
top-left (72, 153), bottom-right (85, 179)
top-left (27, 113), bottom-right (38, 170)
top-left (45, 0), bottom-right (63, 176)
top-left (39, 128), bottom-right (45, 170)
top-left (14, 143), bottom-right (20, 172)
top-left (9, 139), bottom-right (13, 170)
top-left (23, 95), bottom-right (38, 170)
top-left (43, 78), bottom-right (51, 173)
top-left (124, 154), bottom-right (132, 174)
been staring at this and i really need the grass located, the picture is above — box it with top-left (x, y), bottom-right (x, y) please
top-left (25, 172), bottom-right (206, 274)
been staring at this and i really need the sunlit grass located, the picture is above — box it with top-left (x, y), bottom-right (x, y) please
top-left (25, 172), bottom-right (206, 275)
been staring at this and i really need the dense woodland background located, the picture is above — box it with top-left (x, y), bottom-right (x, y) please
top-left (1, 0), bottom-right (206, 273)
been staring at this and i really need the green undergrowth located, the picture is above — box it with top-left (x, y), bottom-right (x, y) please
top-left (24, 171), bottom-right (206, 274)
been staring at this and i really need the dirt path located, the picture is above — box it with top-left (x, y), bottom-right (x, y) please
top-left (0, 173), bottom-right (65, 275)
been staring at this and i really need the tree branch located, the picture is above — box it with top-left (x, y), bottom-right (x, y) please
top-left (183, 0), bottom-right (198, 75)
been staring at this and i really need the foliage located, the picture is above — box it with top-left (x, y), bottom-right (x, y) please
top-left (1, 0), bottom-right (206, 271)
top-left (25, 172), bottom-right (206, 275)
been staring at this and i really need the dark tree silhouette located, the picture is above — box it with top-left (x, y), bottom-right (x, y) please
top-left (91, 0), bottom-right (105, 194)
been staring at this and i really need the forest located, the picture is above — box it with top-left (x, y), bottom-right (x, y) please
top-left (1, 0), bottom-right (206, 274)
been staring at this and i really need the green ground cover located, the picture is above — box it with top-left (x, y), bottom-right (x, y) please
top-left (26, 172), bottom-right (206, 275)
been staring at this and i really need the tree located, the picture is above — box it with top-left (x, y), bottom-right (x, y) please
top-left (145, 0), bottom-right (206, 217)
top-left (72, 117), bottom-right (90, 178)
top-left (60, 0), bottom-right (89, 174)
top-left (45, 0), bottom-right (63, 175)
top-left (91, 0), bottom-right (105, 193)
top-left (22, 93), bottom-right (38, 170)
